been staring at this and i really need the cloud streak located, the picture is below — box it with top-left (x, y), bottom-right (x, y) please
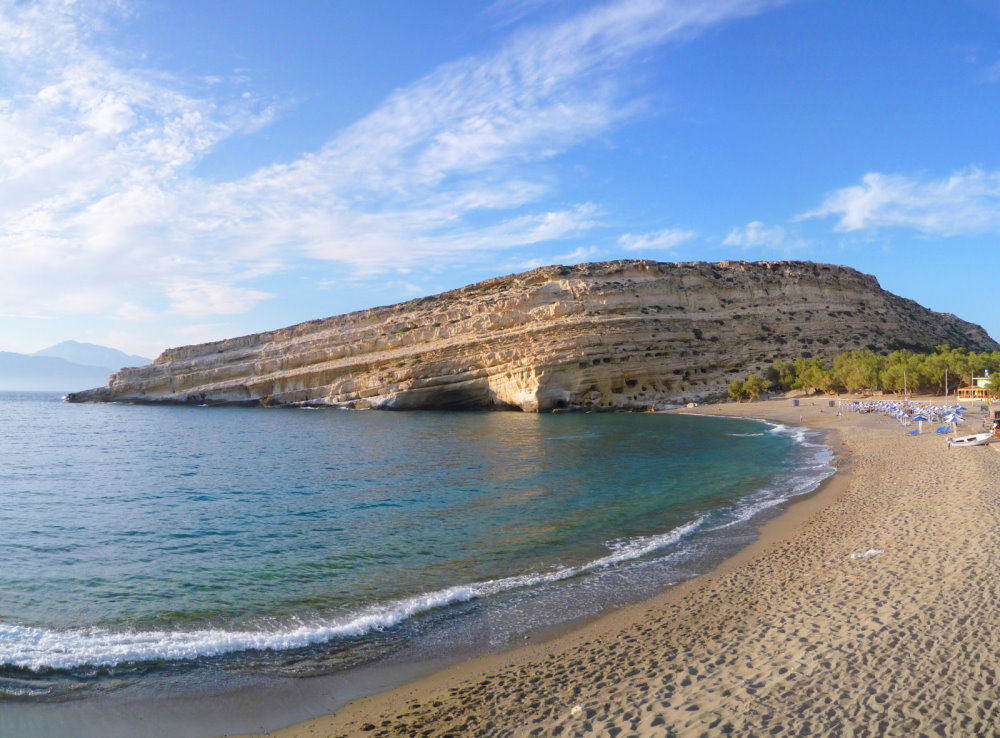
top-left (619, 227), bottom-right (697, 251)
top-left (800, 168), bottom-right (1000, 236)
top-left (0, 0), bottom-right (784, 327)
top-left (723, 221), bottom-right (790, 249)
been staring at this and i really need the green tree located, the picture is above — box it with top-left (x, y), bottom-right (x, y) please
top-left (745, 374), bottom-right (767, 401)
top-left (768, 345), bottom-right (1000, 398)
top-left (765, 361), bottom-right (796, 391)
top-left (951, 348), bottom-right (976, 393)
top-left (880, 359), bottom-right (906, 394)
top-left (988, 371), bottom-right (1000, 400)
top-left (881, 350), bottom-right (924, 395)
top-left (832, 350), bottom-right (882, 394)
top-left (728, 379), bottom-right (747, 403)
top-left (979, 352), bottom-right (1000, 387)
top-left (922, 349), bottom-right (953, 395)
top-left (793, 357), bottom-right (833, 394)
top-left (763, 365), bottom-right (781, 391)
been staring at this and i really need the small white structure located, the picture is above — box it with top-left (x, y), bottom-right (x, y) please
top-left (957, 374), bottom-right (993, 403)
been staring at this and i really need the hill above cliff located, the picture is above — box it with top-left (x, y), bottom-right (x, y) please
top-left (67, 260), bottom-right (998, 411)
top-left (0, 353), bottom-right (112, 392)
top-left (34, 341), bottom-right (151, 370)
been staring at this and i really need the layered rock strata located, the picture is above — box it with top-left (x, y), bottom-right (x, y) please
top-left (68, 261), bottom-right (998, 411)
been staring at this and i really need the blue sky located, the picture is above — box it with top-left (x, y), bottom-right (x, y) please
top-left (2, 0), bottom-right (999, 359)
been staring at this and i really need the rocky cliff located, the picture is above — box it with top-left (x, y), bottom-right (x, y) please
top-left (67, 261), bottom-right (998, 411)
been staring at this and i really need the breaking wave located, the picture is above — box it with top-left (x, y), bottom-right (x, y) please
top-left (2, 518), bottom-right (705, 672)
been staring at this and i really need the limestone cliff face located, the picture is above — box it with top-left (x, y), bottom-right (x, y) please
top-left (67, 261), bottom-right (998, 411)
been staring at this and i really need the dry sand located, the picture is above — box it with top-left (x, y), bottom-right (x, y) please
top-left (237, 396), bottom-right (1000, 737)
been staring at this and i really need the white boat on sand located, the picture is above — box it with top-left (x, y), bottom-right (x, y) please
top-left (948, 433), bottom-right (993, 448)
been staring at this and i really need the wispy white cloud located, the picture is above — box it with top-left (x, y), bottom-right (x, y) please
top-left (390, 281), bottom-right (430, 296)
top-left (192, 0), bottom-right (779, 272)
top-left (800, 168), bottom-right (1000, 235)
top-left (486, 0), bottom-right (570, 28)
top-left (515, 243), bottom-right (604, 270)
top-left (166, 280), bottom-right (275, 317)
top-left (618, 227), bottom-right (697, 251)
top-left (0, 0), bottom-right (273, 322)
top-left (722, 220), bottom-right (791, 248)
top-left (115, 302), bottom-right (156, 322)
top-left (0, 0), bottom-right (784, 330)
top-left (558, 245), bottom-right (602, 262)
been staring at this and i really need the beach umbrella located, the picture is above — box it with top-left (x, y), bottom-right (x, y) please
top-left (911, 411), bottom-right (929, 433)
top-left (945, 412), bottom-right (961, 432)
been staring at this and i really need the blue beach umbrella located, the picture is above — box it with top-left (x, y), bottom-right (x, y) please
top-left (944, 412), bottom-right (961, 432)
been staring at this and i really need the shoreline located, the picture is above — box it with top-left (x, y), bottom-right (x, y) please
top-left (235, 396), bottom-right (904, 737)
top-left (3, 401), bottom-right (831, 738)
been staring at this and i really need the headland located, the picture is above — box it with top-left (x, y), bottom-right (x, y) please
top-left (66, 261), bottom-right (997, 411)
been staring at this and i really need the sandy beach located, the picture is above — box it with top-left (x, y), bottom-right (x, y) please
top-left (236, 396), bottom-right (1000, 737)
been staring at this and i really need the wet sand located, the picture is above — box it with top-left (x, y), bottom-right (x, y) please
top-left (236, 396), bottom-right (1000, 737)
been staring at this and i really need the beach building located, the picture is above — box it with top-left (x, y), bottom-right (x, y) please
top-left (957, 373), bottom-right (994, 402)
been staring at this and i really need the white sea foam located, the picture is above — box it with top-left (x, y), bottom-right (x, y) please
top-left (704, 420), bottom-right (835, 533)
top-left (0, 589), bottom-right (477, 672)
top-left (3, 414), bottom-right (836, 675)
top-left (1, 518), bottom-right (706, 672)
top-left (767, 422), bottom-right (809, 445)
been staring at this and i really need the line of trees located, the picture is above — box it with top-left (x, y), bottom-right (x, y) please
top-left (758, 345), bottom-right (1000, 396)
top-left (728, 374), bottom-right (767, 403)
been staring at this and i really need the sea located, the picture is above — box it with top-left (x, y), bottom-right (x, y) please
top-left (0, 391), bottom-right (834, 737)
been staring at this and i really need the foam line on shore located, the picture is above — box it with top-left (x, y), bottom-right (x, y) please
top-left (1, 518), bottom-right (707, 672)
top-left (3, 414), bottom-right (834, 676)
top-left (702, 421), bottom-right (834, 533)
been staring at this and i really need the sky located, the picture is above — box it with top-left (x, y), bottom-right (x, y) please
top-left (2, 0), bottom-right (999, 359)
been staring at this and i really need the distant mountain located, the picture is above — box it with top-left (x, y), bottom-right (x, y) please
top-left (33, 341), bottom-right (151, 370)
top-left (0, 352), bottom-right (114, 392)
top-left (0, 341), bottom-right (153, 392)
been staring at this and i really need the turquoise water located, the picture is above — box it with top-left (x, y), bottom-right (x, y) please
top-left (0, 392), bottom-right (832, 701)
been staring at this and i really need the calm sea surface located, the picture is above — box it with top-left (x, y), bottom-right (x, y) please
top-left (0, 391), bottom-right (832, 708)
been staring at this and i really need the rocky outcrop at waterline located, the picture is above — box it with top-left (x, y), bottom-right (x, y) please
top-left (67, 260), bottom-right (999, 411)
